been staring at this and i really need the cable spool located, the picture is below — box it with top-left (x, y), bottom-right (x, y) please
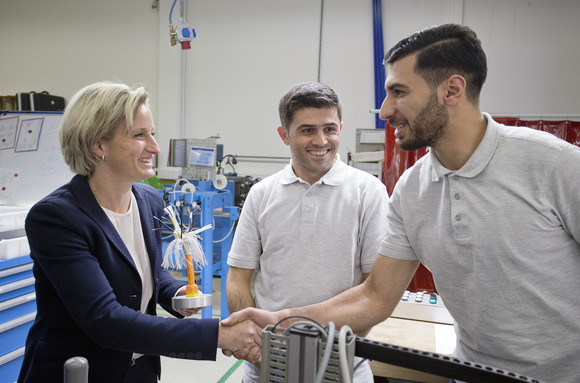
top-left (213, 174), bottom-right (227, 190)
top-left (181, 183), bottom-right (196, 194)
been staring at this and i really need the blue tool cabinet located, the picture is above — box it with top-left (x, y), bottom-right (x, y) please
top-left (0, 255), bottom-right (36, 383)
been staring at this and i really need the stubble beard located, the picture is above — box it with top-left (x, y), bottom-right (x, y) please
top-left (398, 94), bottom-right (448, 151)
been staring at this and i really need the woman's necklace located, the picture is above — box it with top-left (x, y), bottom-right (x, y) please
top-left (89, 180), bottom-right (131, 214)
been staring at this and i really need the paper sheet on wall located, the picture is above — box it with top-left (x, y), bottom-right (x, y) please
top-left (0, 113), bottom-right (73, 207)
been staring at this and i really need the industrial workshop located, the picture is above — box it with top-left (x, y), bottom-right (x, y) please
top-left (1, 1), bottom-right (579, 383)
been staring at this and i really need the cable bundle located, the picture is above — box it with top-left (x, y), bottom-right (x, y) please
top-left (161, 205), bottom-right (211, 297)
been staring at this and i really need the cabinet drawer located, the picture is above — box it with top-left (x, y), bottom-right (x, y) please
top-left (0, 294), bottom-right (36, 324)
top-left (0, 347), bottom-right (25, 383)
top-left (0, 262), bottom-right (33, 287)
top-left (0, 277), bottom-right (35, 302)
top-left (0, 312), bottom-right (35, 356)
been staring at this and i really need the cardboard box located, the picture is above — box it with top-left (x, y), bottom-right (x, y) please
top-left (0, 96), bottom-right (16, 110)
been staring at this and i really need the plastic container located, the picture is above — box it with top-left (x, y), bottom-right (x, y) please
top-left (0, 236), bottom-right (30, 260)
top-left (0, 206), bottom-right (30, 260)
top-left (0, 206), bottom-right (29, 233)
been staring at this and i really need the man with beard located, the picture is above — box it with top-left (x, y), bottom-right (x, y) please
top-left (223, 24), bottom-right (580, 382)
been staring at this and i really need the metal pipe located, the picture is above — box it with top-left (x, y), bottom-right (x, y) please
top-left (179, 0), bottom-right (187, 139)
top-left (372, 0), bottom-right (386, 130)
top-left (317, 0), bottom-right (324, 82)
top-left (492, 114), bottom-right (580, 120)
top-left (233, 155), bottom-right (291, 162)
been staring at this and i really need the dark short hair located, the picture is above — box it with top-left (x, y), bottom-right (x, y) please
top-left (278, 82), bottom-right (342, 129)
top-left (384, 23), bottom-right (487, 103)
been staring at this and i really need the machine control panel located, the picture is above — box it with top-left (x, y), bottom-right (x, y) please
top-left (391, 290), bottom-right (454, 325)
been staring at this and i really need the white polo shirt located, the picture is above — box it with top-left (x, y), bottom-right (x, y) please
top-left (228, 155), bottom-right (389, 311)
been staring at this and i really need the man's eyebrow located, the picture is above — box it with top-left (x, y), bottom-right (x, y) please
top-left (296, 122), bottom-right (340, 129)
top-left (386, 82), bottom-right (410, 91)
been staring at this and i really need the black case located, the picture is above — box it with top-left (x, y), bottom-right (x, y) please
top-left (16, 91), bottom-right (65, 111)
top-left (16, 92), bottom-right (30, 111)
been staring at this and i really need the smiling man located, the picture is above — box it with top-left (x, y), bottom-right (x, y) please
top-left (225, 24), bottom-right (580, 382)
top-left (225, 82), bottom-right (389, 382)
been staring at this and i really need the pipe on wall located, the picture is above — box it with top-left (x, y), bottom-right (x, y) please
top-left (372, 0), bottom-right (386, 130)
top-left (317, 0), bottom-right (324, 82)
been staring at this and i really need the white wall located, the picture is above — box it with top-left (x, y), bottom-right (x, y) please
top-left (157, 0), bottom-right (325, 178)
top-left (2, 0), bottom-right (579, 180)
top-left (0, 0), bottom-right (160, 117)
top-left (464, 0), bottom-right (580, 114)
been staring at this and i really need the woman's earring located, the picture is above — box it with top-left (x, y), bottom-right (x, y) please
top-left (101, 154), bottom-right (105, 161)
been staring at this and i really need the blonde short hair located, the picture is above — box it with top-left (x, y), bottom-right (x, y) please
top-left (59, 81), bottom-right (149, 176)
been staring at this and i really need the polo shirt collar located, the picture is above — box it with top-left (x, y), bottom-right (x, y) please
top-left (429, 113), bottom-right (499, 181)
top-left (279, 154), bottom-right (344, 186)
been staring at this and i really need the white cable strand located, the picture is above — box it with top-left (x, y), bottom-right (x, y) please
top-left (315, 321), bottom-right (335, 383)
top-left (339, 325), bottom-right (353, 383)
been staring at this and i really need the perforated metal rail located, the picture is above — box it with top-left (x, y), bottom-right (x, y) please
top-left (355, 337), bottom-right (543, 383)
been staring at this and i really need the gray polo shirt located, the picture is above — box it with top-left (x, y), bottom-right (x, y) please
top-left (379, 113), bottom-right (580, 382)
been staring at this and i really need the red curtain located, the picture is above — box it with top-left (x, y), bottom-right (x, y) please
top-left (382, 122), bottom-right (428, 195)
top-left (382, 118), bottom-right (580, 293)
top-left (381, 122), bottom-right (434, 292)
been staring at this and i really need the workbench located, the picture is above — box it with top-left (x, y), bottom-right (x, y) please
top-left (368, 317), bottom-right (456, 382)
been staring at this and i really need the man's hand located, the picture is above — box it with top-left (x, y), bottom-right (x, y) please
top-left (219, 307), bottom-right (282, 362)
top-left (218, 319), bottom-right (263, 365)
top-left (221, 307), bottom-right (280, 329)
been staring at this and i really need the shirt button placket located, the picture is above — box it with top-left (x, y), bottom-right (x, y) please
top-left (454, 192), bottom-right (461, 221)
top-left (302, 188), bottom-right (315, 228)
top-left (450, 176), bottom-right (469, 237)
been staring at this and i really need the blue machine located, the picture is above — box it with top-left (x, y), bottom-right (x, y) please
top-left (162, 179), bottom-right (239, 319)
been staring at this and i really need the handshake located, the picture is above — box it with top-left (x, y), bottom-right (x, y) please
top-left (216, 307), bottom-right (281, 365)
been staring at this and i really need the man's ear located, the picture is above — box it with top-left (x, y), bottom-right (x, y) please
top-left (442, 75), bottom-right (466, 107)
top-left (277, 126), bottom-right (290, 145)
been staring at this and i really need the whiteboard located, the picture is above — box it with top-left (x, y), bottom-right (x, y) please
top-left (0, 112), bottom-right (74, 207)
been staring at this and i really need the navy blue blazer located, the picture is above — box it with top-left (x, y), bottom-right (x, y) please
top-left (18, 175), bottom-right (219, 383)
